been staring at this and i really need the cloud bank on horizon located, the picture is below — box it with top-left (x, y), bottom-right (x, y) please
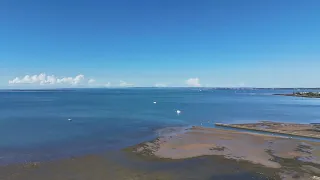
top-left (88, 78), bottom-right (96, 84)
top-left (154, 83), bottom-right (167, 87)
top-left (7, 73), bottom-right (202, 88)
top-left (7, 73), bottom-right (201, 88)
top-left (119, 80), bottom-right (134, 87)
top-left (9, 73), bottom-right (85, 85)
top-left (186, 78), bottom-right (201, 87)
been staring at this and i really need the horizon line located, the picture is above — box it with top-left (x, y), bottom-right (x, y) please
top-left (1, 87), bottom-right (320, 90)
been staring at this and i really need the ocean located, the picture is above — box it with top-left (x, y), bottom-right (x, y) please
top-left (0, 88), bottom-right (320, 165)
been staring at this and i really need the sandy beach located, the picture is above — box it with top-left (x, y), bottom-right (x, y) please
top-left (1, 126), bottom-right (319, 180)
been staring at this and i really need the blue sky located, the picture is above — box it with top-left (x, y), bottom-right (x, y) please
top-left (1, 0), bottom-right (320, 88)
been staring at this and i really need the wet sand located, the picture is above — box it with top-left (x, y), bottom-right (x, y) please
top-left (0, 152), bottom-right (281, 180)
top-left (1, 126), bottom-right (320, 180)
top-left (0, 153), bottom-right (176, 180)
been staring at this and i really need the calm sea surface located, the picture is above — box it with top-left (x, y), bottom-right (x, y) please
top-left (0, 88), bottom-right (319, 164)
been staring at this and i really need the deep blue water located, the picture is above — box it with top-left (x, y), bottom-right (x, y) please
top-left (0, 88), bottom-right (320, 164)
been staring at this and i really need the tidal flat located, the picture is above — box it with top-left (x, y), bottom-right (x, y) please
top-left (1, 126), bottom-right (319, 180)
top-left (127, 126), bottom-right (320, 180)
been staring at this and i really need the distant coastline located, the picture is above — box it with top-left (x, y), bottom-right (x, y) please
top-left (2, 87), bottom-right (320, 91)
top-left (274, 92), bottom-right (320, 98)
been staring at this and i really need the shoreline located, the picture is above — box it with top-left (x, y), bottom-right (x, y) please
top-left (274, 93), bottom-right (320, 98)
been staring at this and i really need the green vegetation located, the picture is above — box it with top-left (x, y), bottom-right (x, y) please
top-left (274, 92), bottom-right (320, 98)
top-left (294, 92), bottom-right (320, 98)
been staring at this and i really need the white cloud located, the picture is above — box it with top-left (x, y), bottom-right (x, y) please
top-left (9, 73), bottom-right (85, 86)
top-left (88, 79), bottom-right (96, 84)
top-left (154, 83), bottom-right (167, 87)
top-left (237, 82), bottom-right (245, 87)
top-left (186, 78), bottom-right (201, 87)
top-left (56, 74), bottom-right (85, 85)
top-left (119, 80), bottom-right (134, 87)
top-left (104, 82), bottom-right (111, 87)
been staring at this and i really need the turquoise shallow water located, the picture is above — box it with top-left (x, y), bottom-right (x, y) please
top-left (0, 88), bottom-right (319, 164)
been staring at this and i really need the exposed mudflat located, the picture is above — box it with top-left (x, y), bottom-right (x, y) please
top-left (129, 126), bottom-right (320, 180)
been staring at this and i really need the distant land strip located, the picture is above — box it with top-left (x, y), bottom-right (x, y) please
top-left (274, 92), bottom-right (320, 98)
top-left (215, 122), bottom-right (320, 139)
